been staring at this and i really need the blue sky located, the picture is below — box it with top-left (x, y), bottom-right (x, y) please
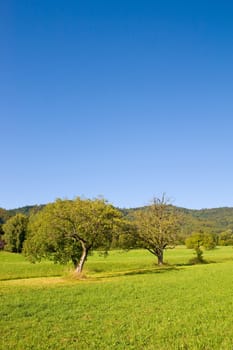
top-left (1, 0), bottom-right (233, 209)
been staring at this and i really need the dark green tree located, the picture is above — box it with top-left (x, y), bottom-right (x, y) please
top-left (2, 214), bottom-right (28, 253)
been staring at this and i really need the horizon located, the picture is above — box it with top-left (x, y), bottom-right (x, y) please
top-left (2, 198), bottom-right (233, 212)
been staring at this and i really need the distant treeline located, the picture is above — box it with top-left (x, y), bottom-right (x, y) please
top-left (1, 204), bottom-right (233, 236)
top-left (121, 206), bottom-right (233, 236)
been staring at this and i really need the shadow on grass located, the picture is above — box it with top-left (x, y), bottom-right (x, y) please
top-left (60, 258), bottom-right (233, 282)
top-left (0, 273), bottom-right (62, 282)
top-left (122, 266), bottom-right (179, 276)
top-left (175, 259), bottom-right (216, 267)
top-left (88, 265), bottom-right (180, 280)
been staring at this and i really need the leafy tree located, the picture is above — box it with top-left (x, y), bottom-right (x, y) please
top-left (112, 222), bottom-right (139, 250)
top-left (2, 214), bottom-right (28, 253)
top-left (202, 232), bottom-right (217, 250)
top-left (24, 197), bottom-right (124, 274)
top-left (185, 232), bottom-right (204, 263)
top-left (0, 225), bottom-right (5, 250)
top-left (111, 210), bottom-right (139, 250)
top-left (219, 229), bottom-right (233, 246)
top-left (0, 207), bottom-right (11, 224)
top-left (133, 195), bottom-right (182, 265)
top-left (185, 231), bottom-right (216, 263)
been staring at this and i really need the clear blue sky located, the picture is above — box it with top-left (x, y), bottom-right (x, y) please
top-left (1, 0), bottom-right (233, 210)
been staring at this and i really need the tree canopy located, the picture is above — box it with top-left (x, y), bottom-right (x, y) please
top-left (185, 231), bottom-right (217, 263)
top-left (2, 213), bottom-right (28, 253)
top-left (219, 229), bottom-right (233, 246)
top-left (24, 197), bottom-right (124, 274)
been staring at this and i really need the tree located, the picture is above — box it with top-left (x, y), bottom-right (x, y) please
top-left (219, 229), bottom-right (233, 246)
top-left (185, 231), bottom-right (216, 263)
top-left (24, 197), bottom-right (123, 274)
top-left (185, 232), bottom-right (204, 263)
top-left (0, 225), bottom-right (5, 250)
top-left (2, 213), bottom-right (28, 253)
top-left (202, 232), bottom-right (217, 250)
top-left (133, 195), bottom-right (182, 265)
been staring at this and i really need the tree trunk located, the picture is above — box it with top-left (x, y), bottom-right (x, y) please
top-left (156, 249), bottom-right (164, 265)
top-left (75, 244), bottom-right (88, 274)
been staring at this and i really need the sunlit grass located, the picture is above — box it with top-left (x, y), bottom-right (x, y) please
top-left (1, 246), bottom-right (233, 281)
top-left (1, 247), bottom-right (233, 349)
top-left (0, 251), bottom-right (68, 281)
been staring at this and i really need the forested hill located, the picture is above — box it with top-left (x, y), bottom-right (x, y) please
top-left (121, 206), bottom-right (233, 235)
top-left (0, 205), bottom-right (44, 224)
top-left (178, 207), bottom-right (233, 235)
top-left (1, 204), bottom-right (233, 235)
top-left (7, 205), bottom-right (45, 217)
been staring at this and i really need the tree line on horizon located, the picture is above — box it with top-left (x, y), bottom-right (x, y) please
top-left (1, 197), bottom-right (233, 274)
top-left (2, 202), bottom-right (233, 234)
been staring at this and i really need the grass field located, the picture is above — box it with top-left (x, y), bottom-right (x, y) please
top-left (1, 247), bottom-right (233, 349)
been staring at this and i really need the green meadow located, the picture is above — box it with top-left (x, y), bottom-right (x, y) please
top-left (1, 247), bottom-right (233, 349)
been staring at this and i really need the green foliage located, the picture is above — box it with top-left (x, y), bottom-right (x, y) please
top-left (186, 232), bottom-right (217, 250)
top-left (124, 206), bottom-right (233, 240)
top-left (111, 220), bottom-right (139, 250)
top-left (7, 205), bottom-right (45, 217)
top-left (202, 232), bottom-right (217, 250)
top-left (185, 231), bottom-right (217, 263)
top-left (185, 234), bottom-right (203, 263)
top-left (0, 225), bottom-right (4, 250)
top-left (0, 207), bottom-right (12, 224)
top-left (180, 207), bottom-right (233, 236)
top-left (0, 208), bottom-right (11, 249)
top-left (24, 197), bottom-right (124, 273)
top-left (2, 214), bottom-right (28, 253)
top-left (219, 229), bottom-right (233, 246)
